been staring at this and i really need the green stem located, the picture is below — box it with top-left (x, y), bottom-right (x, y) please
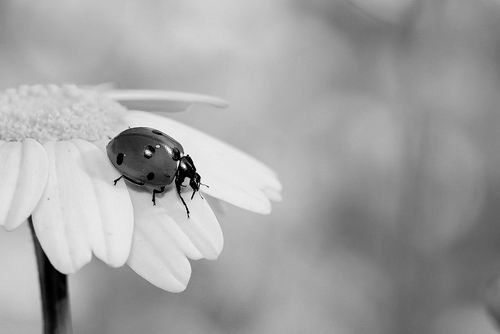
top-left (29, 217), bottom-right (73, 334)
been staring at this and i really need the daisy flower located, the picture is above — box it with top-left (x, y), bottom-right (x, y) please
top-left (0, 84), bottom-right (281, 292)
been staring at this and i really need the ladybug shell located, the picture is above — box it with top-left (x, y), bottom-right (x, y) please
top-left (106, 127), bottom-right (184, 186)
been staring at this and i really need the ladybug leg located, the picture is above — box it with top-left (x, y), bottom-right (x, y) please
top-left (113, 175), bottom-right (124, 185)
top-left (175, 178), bottom-right (190, 218)
top-left (152, 186), bottom-right (166, 206)
top-left (113, 175), bottom-right (144, 186)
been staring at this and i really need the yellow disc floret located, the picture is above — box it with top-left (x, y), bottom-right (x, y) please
top-left (0, 84), bottom-right (127, 142)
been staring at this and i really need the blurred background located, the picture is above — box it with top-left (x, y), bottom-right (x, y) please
top-left (0, 0), bottom-right (500, 333)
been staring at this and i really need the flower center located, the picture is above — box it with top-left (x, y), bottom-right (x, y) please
top-left (0, 84), bottom-right (128, 142)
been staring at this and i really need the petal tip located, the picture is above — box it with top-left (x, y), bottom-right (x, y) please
top-left (199, 234), bottom-right (223, 260)
top-left (204, 251), bottom-right (222, 261)
top-left (209, 98), bottom-right (229, 109)
top-left (253, 197), bottom-right (273, 215)
top-left (167, 283), bottom-right (189, 293)
top-left (104, 257), bottom-right (128, 269)
top-left (49, 258), bottom-right (80, 275)
top-left (263, 188), bottom-right (283, 202)
top-left (2, 220), bottom-right (25, 231)
top-left (128, 261), bottom-right (191, 293)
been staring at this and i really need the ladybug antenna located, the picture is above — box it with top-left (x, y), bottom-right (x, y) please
top-left (200, 182), bottom-right (209, 188)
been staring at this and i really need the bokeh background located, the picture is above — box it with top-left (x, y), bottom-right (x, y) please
top-left (0, 0), bottom-right (500, 333)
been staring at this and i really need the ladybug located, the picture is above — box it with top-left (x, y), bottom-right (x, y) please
top-left (106, 127), bottom-right (204, 217)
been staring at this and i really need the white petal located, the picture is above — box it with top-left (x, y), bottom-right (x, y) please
top-left (157, 187), bottom-right (224, 260)
top-left (126, 111), bottom-right (281, 213)
top-left (71, 139), bottom-right (134, 267)
top-left (201, 172), bottom-right (272, 214)
top-left (126, 185), bottom-right (223, 292)
top-left (127, 185), bottom-right (203, 260)
top-left (262, 187), bottom-right (283, 202)
top-left (128, 227), bottom-right (192, 292)
top-left (0, 139), bottom-right (48, 230)
top-left (126, 111), bottom-right (280, 191)
top-left (126, 190), bottom-right (193, 292)
top-left (32, 141), bottom-right (134, 273)
top-left (104, 90), bottom-right (228, 112)
top-left (32, 141), bottom-right (91, 273)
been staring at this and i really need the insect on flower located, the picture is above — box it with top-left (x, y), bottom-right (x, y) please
top-left (0, 84), bottom-right (281, 292)
top-left (107, 127), bottom-right (205, 217)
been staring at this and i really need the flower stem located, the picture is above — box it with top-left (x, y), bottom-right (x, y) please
top-left (29, 217), bottom-right (73, 334)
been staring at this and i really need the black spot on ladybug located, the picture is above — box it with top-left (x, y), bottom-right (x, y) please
top-left (144, 145), bottom-right (155, 159)
top-left (116, 153), bottom-right (124, 165)
top-left (147, 172), bottom-right (155, 180)
top-left (152, 129), bottom-right (163, 135)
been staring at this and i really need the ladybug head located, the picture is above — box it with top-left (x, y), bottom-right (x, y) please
top-left (189, 173), bottom-right (201, 191)
top-left (176, 155), bottom-right (206, 199)
top-left (189, 173), bottom-right (202, 199)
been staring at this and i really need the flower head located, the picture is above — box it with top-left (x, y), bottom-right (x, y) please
top-left (0, 84), bottom-right (281, 292)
